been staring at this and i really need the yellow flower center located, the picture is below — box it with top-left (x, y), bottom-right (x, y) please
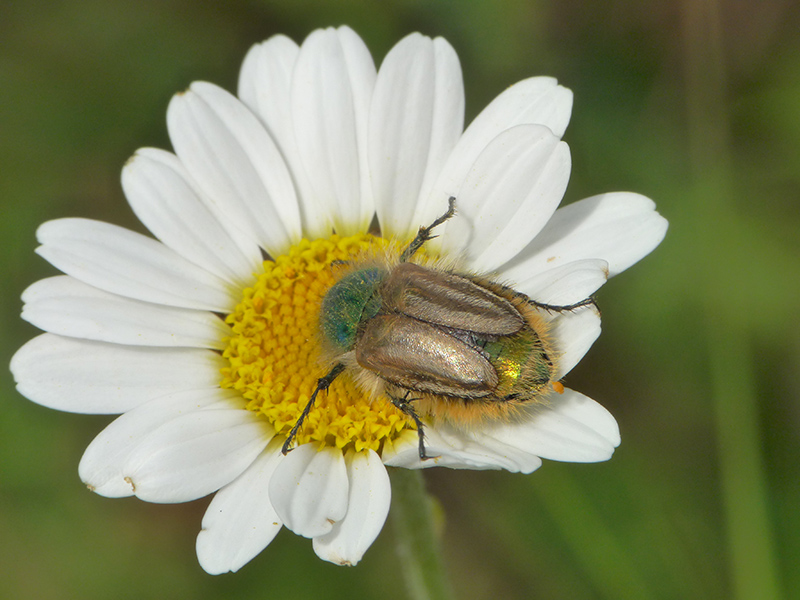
top-left (221, 234), bottom-right (415, 455)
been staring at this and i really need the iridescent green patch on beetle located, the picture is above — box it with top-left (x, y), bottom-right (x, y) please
top-left (282, 197), bottom-right (595, 460)
top-left (481, 316), bottom-right (552, 398)
top-left (320, 267), bottom-right (384, 351)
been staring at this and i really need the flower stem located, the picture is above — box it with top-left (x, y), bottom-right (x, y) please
top-left (389, 468), bottom-right (454, 600)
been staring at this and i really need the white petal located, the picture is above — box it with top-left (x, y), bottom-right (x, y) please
top-left (510, 259), bottom-right (609, 306)
top-left (541, 306), bottom-right (601, 380)
top-left (312, 449), bottom-right (391, 566)
top-left (79, 388), bottom-right (240, 498)
top-left (453, 430), bottom-right (546, 473)
top-left (21, 276), bottom-right (230, 349)
top-left (122, 148), bottom-right (262, 286)
top-left (484, 389), bottom-right (620, 462)
top-left (439, 125), bottom-right (570, 271)
top-left (238, 36), bottom-right (324, 238)
top-left (167, 82), bottom-right (302, 255)
top-left (420, 77), bottom-right (573, 227)
top-left (123, 409), bottom-right (272, 503)
top-left (480, 76), bottom-right (574, 138)
top-left (370, 33), bottom-right (464, 240)
top-left (10, 334), bottom-right (225, 414)
top-left (500, 192), bottom-right (669, 281)
top-left (197, 439), bottom-right (285, 574)
top-left (292, 26), bottom-right (376, 235)
top-left (269, 444), bottom-right (349, 538)
top-left (238, 36), bottom-right (299, 125)
top-left (547, 305), bottom-right (602, 379)
top-left (383, 426), bottom-right (543, 474)
top-left (386, 389), bottom-right (618, 471)
top-left (35, 218), bottom-right (236, 312)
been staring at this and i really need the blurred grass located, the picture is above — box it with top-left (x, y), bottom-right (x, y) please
top-left (1, 1), bottom-right (798, 599)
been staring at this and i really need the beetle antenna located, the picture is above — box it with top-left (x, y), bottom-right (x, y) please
top-left (282, 363), bottom-right (346, 455)
top-left (400, 196), bottom-right (457, 262)
top-left (388, 391), bottom-right (434, 461)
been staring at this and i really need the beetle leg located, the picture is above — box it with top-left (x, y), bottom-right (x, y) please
top-left (400, 196), bottom-right (457, 262)
top-left (388, 390), bottom-right (434, 461)
top-left (528, 296), bottom-right (597, 313)
top-left (281, 363), bottom-right (346, 455)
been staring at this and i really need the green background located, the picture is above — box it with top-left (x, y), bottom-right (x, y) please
top-left (2, 1), bottom-right (798, 599)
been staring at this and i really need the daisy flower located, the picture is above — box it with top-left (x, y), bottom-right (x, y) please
top-left (10, 26), bottom-right (667, 573)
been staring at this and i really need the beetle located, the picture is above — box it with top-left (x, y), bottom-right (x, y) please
top-left (282, 197), bottom-right (594, 459)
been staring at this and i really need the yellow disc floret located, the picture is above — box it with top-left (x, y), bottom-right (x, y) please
top-left (221, 234), bottom-right (414, 455)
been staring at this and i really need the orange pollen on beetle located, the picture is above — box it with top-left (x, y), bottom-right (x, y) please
top-left (220, 234), bottom-right (415, 455)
